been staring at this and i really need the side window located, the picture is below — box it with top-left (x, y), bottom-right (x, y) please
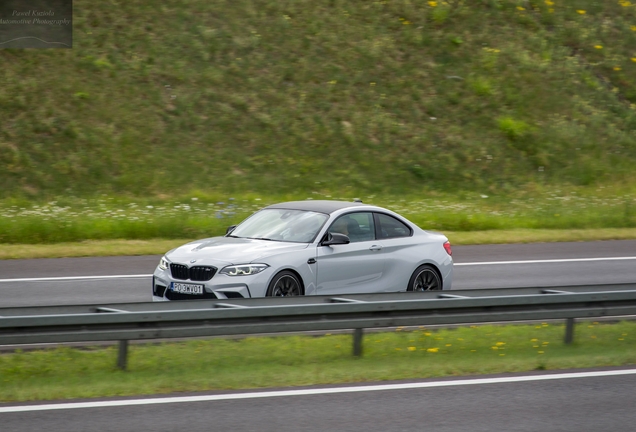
top-left (327, 212), bottom-right (375, 243)
top-left (375, 213), bottom-right (412, 239)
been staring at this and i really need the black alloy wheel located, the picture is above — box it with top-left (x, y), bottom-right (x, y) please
top-left (267, 271), bottom-right (303, 296)
top-left (408, 265), bottom-right (442, 291)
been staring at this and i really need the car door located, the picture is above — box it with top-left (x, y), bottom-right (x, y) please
top-left (315, 212), bottom-right (387, 295)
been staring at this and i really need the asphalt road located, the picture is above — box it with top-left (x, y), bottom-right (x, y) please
top-left (0, 240), bottom-right (635, 307)
top-left (1, 243), bottom-right (636, 431)
top-left (2, 368), bottom-right (635, 432)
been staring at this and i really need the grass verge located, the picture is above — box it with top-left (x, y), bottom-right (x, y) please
top-left (2, 228), bottom-right (636, 260)
top-left (1, 189), bottom-right (636, 259)
top-left (1, 321), bottom-right (635, 402)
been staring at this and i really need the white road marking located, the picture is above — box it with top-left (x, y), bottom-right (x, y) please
top-left (0, 275), bottom-right (150, 283)
top-left (1, 369), bottom-right (635, 413)
top-left (1, 256), bottom-right (635, 283)
top-left (454, 256), bottom-right (636, 266)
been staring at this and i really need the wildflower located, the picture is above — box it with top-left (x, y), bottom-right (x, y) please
top-left (428, 1), bottom-right (437, 6)
top-left (614, 66), bottom-right (622, 71)
top-left (424, 332), bottom-right (432, 336)
top-left (620, 0), bottom-right (632, 6)
top-left (577, 9), bottom-right (586, 14)
top-left (632, 58), bottom-right (636, 62)
top-left (495, 342), bottom-right (506, 346)
top-left (370, 82), bottom-right (376, 86)
top-left (631, 26), bottom-right (636, 31)
top-left (491, 346), bottom-right (499, 350)
top-left (402, 20), bottom-right (411, 25)
top-left (530, 338), bottom-right (539, 342)
top-left (427, 348), bottom-right (439, 353)
top-left (517, 6), bottom-right (525, 10)
top-left (328, 80), bottom-right (337, 85)
top-left (538, 351), bottom-right (545, 354)
top-left (549, 8), bottom-right (554, 12)
top-left (545, 0), bottom-right (554, 5)
top-left (594, 45), bottom-right (603, 49)
top-left (408, 346), bottom-right (417, 351)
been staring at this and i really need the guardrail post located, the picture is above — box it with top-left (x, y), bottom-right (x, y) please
top-left (564, 318), bottom-right (575, 344)
top-left (117, 340), bottom-right (129, 370)
top-left (353, 328), bottom-right (363, 357)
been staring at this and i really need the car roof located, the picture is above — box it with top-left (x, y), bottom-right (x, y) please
top-left (265, 200), bottom-right (369, 214)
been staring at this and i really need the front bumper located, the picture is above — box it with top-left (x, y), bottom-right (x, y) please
top-left (152, 266), bottom-right (273, 301)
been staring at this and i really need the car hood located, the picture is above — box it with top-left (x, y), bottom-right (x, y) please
top-left (166, 237), bottom-right (310, 265)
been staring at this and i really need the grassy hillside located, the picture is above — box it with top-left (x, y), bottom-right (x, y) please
top-left (2, 0), bottom-right (636, 200)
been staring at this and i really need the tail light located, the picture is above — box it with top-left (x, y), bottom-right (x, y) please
top-left (443, 241), bottom-right (452, 256)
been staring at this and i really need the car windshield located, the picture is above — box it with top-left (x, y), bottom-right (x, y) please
top-left (229, 209), bottom-right (329, 243)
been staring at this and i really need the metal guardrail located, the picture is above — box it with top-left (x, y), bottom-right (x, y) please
top-left (2, 283), bottom-right (636, 369)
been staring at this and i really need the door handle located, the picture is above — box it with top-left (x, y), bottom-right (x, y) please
top-left (369, 245), bottom-right (382, 251)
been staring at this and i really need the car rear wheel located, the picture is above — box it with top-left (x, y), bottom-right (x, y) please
top-left (408, 265), bottom-right (442, 291)
top-left (267, 271), bottom-right (303, 296)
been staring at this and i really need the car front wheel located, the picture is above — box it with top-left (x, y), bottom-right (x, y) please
top-left (266, 271), bottom-right (303, 296)
top-left (408, 265), bottom-right (442, 291)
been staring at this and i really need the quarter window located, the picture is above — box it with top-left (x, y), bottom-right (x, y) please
top-left (375, 213), bottom-right (412, 239)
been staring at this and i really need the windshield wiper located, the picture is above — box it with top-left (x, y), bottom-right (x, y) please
top-left (250, 237), bottom-right (275, 241)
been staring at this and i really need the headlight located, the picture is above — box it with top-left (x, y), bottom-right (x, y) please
top-left (219, 264), bottom-right (269, 276)
top-left (158, 256), bottom-right (170, 271)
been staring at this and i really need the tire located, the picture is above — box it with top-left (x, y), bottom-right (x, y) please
top-left (266, 271), bottom-right (303, 297)
top-left (407, 265), bottom-right (442, 291)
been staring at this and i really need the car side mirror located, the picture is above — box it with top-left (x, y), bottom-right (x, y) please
top-left (321, 232), bottom-right (350, 246)
top-left (225, 225), bottom-right (237, 235)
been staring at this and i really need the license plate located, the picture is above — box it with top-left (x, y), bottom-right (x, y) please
top-left (170, 282), bottom-right (204, 295)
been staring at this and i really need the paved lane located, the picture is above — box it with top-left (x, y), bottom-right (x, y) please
top-left (2, 369), bottom-right (635, 432)
top-left (452, 258), bottom-right (636, 289)
top-left (454, 239), bottom-right (636, 262)
top-left (0, 240), bottom-right (635, 307)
